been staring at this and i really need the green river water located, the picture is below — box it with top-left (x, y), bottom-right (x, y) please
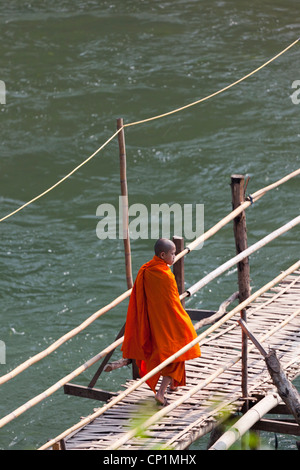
top-left (0, 0), bottom-right (299, 450)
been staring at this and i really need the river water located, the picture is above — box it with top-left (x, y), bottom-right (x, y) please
top-left (0, 0), bottom-right (299, 450)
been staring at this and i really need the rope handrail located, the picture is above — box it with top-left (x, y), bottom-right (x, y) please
top-left (123, 38), bottom-right (300, 128)
top-left (0, 39), bottom-right (298, 224)
top-left (0, 169), bottom-right (299, 386)
top-left (37, 260), bottom-right (300, 450)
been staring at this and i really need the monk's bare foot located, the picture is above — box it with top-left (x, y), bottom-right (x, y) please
top-left (155, 394), bottom-right (168, 406)
top-left (155, 393), bottom-right (164, 404)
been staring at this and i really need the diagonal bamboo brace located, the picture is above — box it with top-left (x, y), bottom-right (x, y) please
top-left (237, 319), bottom-right (268, 357)
top-left (237, 318), bottom-right (300, 426)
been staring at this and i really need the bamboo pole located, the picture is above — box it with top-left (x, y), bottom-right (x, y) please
top-left (107, 364), bottom-right (244, 451)
top-left (0, 289), bottom-right (131, 386)
top-left (38, 260), bottom-right (300, 450)
top-left (209, 392), bottom-right (281, 450)
top-left (0, 337), bottom-right (124, 430)
top-left (231, 174), bottom-right (251, 404)
top-left (187, 215), bottom-right (300, 296)
top-left (231, 175), bottom-right (251, 302)
top-left (238, 319), bottom-right (268, 357)
top-left (176, 168), bottom-right (300, 261)
top-left (117, 117), bottom-right (133, 290)
top-left (172, 236), bottom-right (185, 307)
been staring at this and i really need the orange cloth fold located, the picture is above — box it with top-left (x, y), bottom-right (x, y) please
top-left (122, 256), bottom-right (201, 392)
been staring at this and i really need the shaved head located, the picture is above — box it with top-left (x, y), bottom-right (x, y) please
top-left (154, 238), bottom-right (175, 256)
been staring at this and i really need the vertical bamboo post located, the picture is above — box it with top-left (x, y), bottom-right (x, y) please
top-left (173, 236), bottom-right (185, 308)
top-left (231, 174), bottom-right (251, 404)
top-left (117, 118), bottom-right (133, 290)
top-left (117, 118), bottom-right (137, 380)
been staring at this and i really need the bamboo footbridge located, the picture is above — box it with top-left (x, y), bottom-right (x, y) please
top-left (51, 265), bottom-right (300, 450)
top-left (0, 40), bottom-right (300, 451)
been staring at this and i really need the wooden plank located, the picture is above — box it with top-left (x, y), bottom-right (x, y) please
top-left (64, 383), bottom-right (117, 402)
top-left (186, 309), bottom-right (217, 321)
top-left (252, 418), bottom-right (300, 436)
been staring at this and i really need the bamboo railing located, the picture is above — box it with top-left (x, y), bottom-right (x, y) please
top-left (0, 168), bottom-right (299, 387)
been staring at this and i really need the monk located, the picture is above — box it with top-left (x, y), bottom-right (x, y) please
top-left (122, 238), bottom-right (201, 406)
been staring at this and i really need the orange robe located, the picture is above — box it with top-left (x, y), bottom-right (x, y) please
top-left (122, 255), bottom-right (201, 392)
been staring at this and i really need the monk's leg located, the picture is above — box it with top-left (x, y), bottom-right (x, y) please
top-left (169, 378), bottom-right (178, 391)
top-left (155, 376), bottom-right (171, 404)
top-left (155, 362), bottom-right (185, 404)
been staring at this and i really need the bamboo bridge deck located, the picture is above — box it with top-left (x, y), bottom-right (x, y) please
top-left (63, 270), bottom-right (300, 450)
